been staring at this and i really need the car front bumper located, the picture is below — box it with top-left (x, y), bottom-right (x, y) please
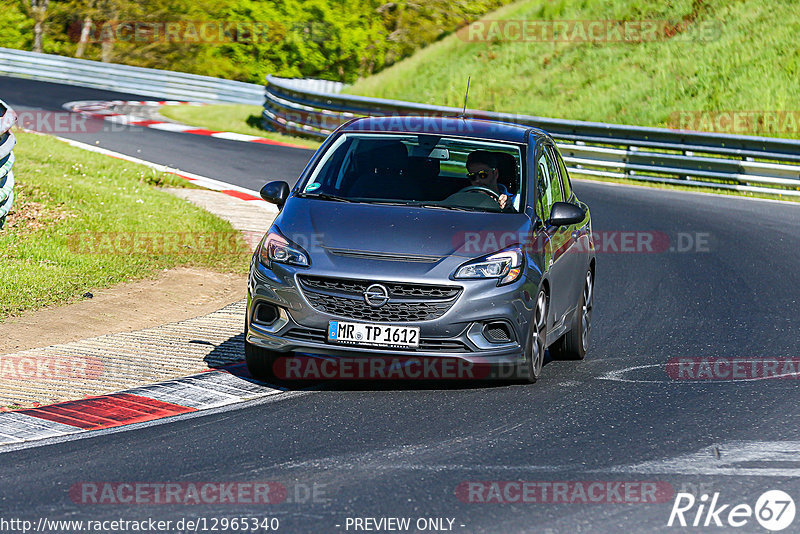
top-left (246, 257), bottom-right (537, 370)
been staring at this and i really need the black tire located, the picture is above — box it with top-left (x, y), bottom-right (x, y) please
top-left (551, 269), bottom-right (593, 360)
top-left (244, 339), bottom-right (281, 380)
top-left (523, 288), bottom-right (548, 383)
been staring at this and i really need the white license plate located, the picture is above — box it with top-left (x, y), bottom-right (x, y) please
top-left (328, 321), bottom-right (420, 348)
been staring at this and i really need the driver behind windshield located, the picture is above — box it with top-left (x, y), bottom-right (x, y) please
top-left (466, 150), bottom-right (517, 210)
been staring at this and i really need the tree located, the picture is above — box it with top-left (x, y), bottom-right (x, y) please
top-left (59, 0), bottom-right (142, 61)
top-left (21, 0), bottom-right (50, 53)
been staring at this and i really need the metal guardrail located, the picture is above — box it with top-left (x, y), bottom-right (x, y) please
top-left (271, 78), bottom-right (344, 95)
top-left (0, 47), bottom-right (264, 104)
top-left (263, 75), bottom-right (800, 197)
top-left (0, 100), bottom-right (16, 229)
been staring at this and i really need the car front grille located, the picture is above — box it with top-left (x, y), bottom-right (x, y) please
top-left (283, 327), bottom-right (471, 353)
top-left (296, 275), bottom-right (462, 323)
top-left (284, 327), bottom-right (327, 343)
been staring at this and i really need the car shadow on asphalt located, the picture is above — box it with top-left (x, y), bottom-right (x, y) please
top-left (203, 334), bottom-right (551, 392)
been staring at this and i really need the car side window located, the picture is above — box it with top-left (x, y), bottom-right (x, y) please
top-left (535, 152), bottom-right (550, 222)
top-left (537, 146), bottom-right (563, 222)
top-left (552, 146), bottom-right (572, 200)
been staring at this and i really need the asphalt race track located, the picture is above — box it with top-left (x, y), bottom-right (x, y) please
top-left (0, 77), bottom-right (312, 190)
top-left (2, 75), bottom-right (800, 533)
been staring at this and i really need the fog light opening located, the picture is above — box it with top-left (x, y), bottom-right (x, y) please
top-left (254, 302), bottom-right (279, 325)
top-left (483, 321), bottom-right (513, 343)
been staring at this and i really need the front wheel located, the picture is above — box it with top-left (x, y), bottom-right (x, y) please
top-left (551, 269), bottom-right (593, 360)
top-left (524, 289), bottom-right (548, 383)
top-left (244, 339), bottom-right (281, 380)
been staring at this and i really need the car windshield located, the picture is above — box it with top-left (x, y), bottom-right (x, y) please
top-left (299, 133), bottom-right (525, 213)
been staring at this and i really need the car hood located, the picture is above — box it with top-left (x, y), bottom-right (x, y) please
top-left (274, 197), bottom-right (531, 260)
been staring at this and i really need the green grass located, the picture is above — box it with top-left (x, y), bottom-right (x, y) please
top-left (0, 131), bottom-right (250, 320)
top-left (347, 0), bottom-right (800, 140)
top-left (158, 104), bottom-right (322, 149)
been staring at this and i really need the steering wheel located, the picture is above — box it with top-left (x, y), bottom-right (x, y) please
top-left (458, 186), bottom-right (501, 201)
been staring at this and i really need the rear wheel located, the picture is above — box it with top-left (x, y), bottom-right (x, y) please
top-left (551, 269), bottom-right (593, 360)
top-left (524, 289), bottom-right (548, 383)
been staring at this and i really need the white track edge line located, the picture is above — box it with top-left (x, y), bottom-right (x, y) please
top-left (52, 134), bottom-right (277, 212)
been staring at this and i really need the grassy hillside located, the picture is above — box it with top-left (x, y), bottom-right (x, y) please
top-left (347, 0), bottom-right (800, 137)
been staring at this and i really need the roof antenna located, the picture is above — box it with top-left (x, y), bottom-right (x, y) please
top-left (458, 76), bottom-right (471, 119)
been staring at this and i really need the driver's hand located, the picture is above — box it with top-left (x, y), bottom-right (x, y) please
top-left (498, 194), bottom-right (508, 209)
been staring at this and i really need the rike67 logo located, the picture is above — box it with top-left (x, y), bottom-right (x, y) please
top-left (668, 490), bottom-right (796, 531)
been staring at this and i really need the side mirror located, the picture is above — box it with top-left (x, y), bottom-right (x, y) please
top-left (547, 201), bottom-right (585, 227)
top-left (260, 181), bottom-right (290, 208)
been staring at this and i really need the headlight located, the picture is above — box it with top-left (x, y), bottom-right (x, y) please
top-left (454, 245), bottom-right (523, 285)
top-left (258, 229), bottom-right (309, 268)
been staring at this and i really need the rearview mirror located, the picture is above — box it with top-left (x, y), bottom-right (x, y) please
top-left (260, 181), bottom-right (290, 208)
top-left (547, 201), bottom-right (585, 227)
top-left (409, 146), bottom-right (450, 160)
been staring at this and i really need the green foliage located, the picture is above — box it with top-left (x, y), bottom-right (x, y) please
top-left (0, 5), bottom-right (31, 49)
top-left (347, 0), bottom-right (800, 138)
top-left (8, 0), bottom-right (513, 83)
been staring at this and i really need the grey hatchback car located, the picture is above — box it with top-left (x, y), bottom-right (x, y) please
top-left (245, 116), bottom-right (595, 382)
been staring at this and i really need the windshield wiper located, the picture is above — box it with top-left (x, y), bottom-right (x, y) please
top-left (359, 200), bottom-right (411, 206)
top-left (300, 193), bottom-right (355, 203)
top-left (410, 203), bottom-right (482, 212)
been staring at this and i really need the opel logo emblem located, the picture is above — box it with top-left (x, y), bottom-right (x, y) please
top-left (364, 284), bottom-right (390, 308)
